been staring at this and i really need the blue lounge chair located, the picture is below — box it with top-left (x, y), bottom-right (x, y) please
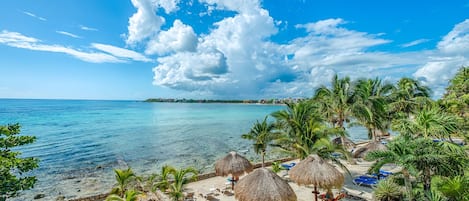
top-left (353, 177), bottom-right (378, 187)
top-left (379, 170), bottom-right (392, 176)
top-left (281, 162), bottom-right (296, 170)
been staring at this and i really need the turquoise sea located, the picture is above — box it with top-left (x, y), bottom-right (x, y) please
top-left (0, 99), bottom-right (368, 200)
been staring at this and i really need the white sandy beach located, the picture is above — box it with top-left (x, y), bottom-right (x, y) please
top-left (157, 158), bottom-right (399, 201)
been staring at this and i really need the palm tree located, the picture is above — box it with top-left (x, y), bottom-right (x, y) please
top-left (271, 101), bottom-right (349, 170)
top-left (313, 74), bottom-right (358, 158)
top-left (373, 179), bottom-right (404, 201)
top-left (241, 116), bottom-right (277, 167)
top-left (352, 78), bottom-right (393, 141)
top-left (106, 190), bottom-right (141, 201)
top-left (434, 175), bottom-right (469, 201)
top-left (388, 77), bottom-right (430, 118)
top-left (110, 168), bottom-right (136, 197)
top-left (365, 137), bottom-right (416, 200)
top-left (407, 138), bottom-right (467, 199)
top-left (392, 103), bottom-right (460, 140)
top-left (167, 167), bottom-right (198, 201)
top-left (314, 74), bottom-right (354, 130)
top-left (154, 165), bottom-right (175, 192)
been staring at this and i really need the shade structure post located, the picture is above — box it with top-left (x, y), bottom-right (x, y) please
top-left (214, 151), bottom-right (253, 190)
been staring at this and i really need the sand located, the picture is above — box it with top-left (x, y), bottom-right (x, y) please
top-left (158, 158), bottom-right (400, 201)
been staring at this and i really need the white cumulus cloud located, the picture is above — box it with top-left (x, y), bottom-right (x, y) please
top-left (123, 0), bottom-right (468, 99)
top-left (125, 0), bottom-right (165, 45)
top-left (145, 20), bottom-right (197, 55)
top-left (413, 19), bottom-right (469, 97)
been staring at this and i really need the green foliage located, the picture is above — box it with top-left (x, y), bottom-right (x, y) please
top-left (365, 137), bottom-right (416, 200)
top-left (392, 103), bottom-right (461, 140)
top-left (153, 165), bottom-right (175, 192)
top-left (167, 167), bottom-right (198, 201)
top-left (0, 123), bottom-right (39, 200)
top-left (388, 77), bottom-right (431, 118)
top-left (434, 175), bottom-right (469, 201)
top-left (271, 101), bottom-right (341, 160)
top-left (373, 179), bottom-right (404, 201)
top-left (106, 190), bottom-right (141, 201)
top-left (439, 66), bottom-right (469, 141)
top-left (109, 168), bottom-right (136, 197)
top-left (270, 161), bottom-right (285, 173)
top-left (241, 116), bottom-right (278, 167)
top-left (351, 77), bottom-right (393, 141)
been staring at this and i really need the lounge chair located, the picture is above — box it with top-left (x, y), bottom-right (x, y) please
top-left (281, 162), bottom-right (296, 170)
top-left (353, 177), bottom-right (378, 187)
top-left (379, 170), bottom-right (392, 176)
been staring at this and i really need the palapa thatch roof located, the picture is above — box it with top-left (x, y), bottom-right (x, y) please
top-left (215, 151), bottom-right (253, 177)
top-left (332, 137), bottom-right (356, 149)
top-left (353, 141), bottom-right (387, 158)
top-left (234, 168), bottom-right (297, 201)
top-left (289, 154), bottom-right (344, 189)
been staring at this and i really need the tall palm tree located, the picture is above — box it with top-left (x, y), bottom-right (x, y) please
top-left (241, 116), bottom-right (277, 167)
top-left (314, 74), bottom-right (354, 130)
top-left (352, 78), bottom-right (393, 141)
top-left (388, 77), bottom-right (430, 118)
top-left (313, 74), bottom-right (355, 156)
top-left (110, 168), bottom-right (136, 197)
top-left (167, 167), bottom-right (198, 201)
top-left (271, 102), bottom-right (347, 163)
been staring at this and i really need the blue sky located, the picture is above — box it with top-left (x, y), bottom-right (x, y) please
top-left (0, 0), bottom-right (468, 100)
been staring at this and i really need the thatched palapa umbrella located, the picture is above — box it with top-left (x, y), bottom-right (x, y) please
top-left (353, 141), bottom-right (387, 158)
top-left (289, 154), bottom-right (344, 201)
top-left (215, 151), bottom-right (253, 190)
top-left (332, 137), bottom-right (356, 149)
top-left (234, 168), bottom-right (297, 201)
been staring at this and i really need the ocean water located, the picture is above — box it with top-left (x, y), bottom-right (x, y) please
top-left (0, 99), bottom-right (368, 200)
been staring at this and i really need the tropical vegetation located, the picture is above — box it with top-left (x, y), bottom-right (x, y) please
top-left (240, 66), bottom-right (468, 201)
top-left (107, 165), bottom-right (198, 201)
top-left (0, 123), bottom-right (39, 201)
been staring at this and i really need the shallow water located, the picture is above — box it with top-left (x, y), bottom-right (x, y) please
top-left (0, 99), bottom-right (368, 200)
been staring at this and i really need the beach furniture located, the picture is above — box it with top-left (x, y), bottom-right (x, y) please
top-left (352, 177), bottom-right (378, 187)
top-left (281, 162), bottom-right (296, 170)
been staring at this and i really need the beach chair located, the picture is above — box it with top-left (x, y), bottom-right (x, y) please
top-left (353, 177), bottom-right (378, 187)
top-left (379, 170), bottom-right (392, 176)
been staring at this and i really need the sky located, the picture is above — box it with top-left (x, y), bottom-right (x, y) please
top-left (0, 0), bottom-right (468, 100)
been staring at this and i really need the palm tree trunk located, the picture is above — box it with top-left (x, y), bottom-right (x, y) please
top-left (402, 169), bottom-right (412, 201)
top-left (423, 169), bottom-right (432, 199)
top-left (261, 152), bottom-right (265, 168)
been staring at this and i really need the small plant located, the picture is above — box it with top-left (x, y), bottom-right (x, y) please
top-left (373, 179), bottom-right (404, 201)
top-left (271, 161), bottom-right (285, 173)
top-left (109, 168), bottom-right (136, 197)
top-left (106, 189), bottom-right (141, 201)
top-left (167, 167), bottom-right (198, 201)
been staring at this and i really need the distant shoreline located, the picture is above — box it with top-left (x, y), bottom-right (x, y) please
top-left (144, 98), bottom-right (305, 104)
